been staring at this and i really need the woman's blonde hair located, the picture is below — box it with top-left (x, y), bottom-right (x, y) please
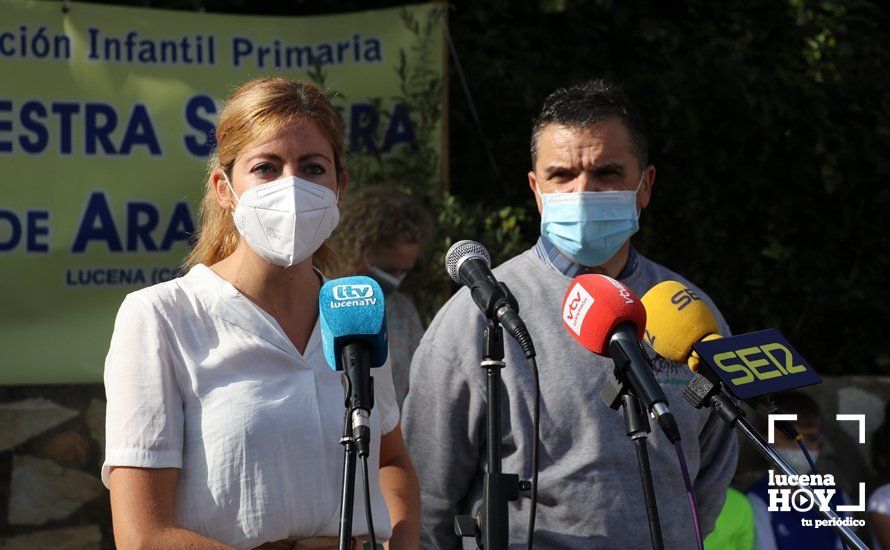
top-left (183, 76), bottom-right (345, 274)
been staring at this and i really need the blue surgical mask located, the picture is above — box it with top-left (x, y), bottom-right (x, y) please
top-left (539, 176), bottom-right (644, 267)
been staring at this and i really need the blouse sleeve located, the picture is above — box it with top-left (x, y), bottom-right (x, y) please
top-left (102, 292), bottom-right (184, 488)
top-left (375, 353), bottom-right (401, 435)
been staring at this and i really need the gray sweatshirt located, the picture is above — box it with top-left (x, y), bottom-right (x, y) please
top-left (401, 248), bottom-right (737, 548)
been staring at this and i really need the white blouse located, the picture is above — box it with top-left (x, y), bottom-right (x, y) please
top-left (102, 264), bottom-right (400, 549)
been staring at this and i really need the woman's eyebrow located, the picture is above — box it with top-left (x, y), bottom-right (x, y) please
top-left (243, 152), bottom-right (283, 164)
top-left (298, 153), bottom-right (333, 164)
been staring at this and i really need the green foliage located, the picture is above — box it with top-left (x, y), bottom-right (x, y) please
top-left (301, 4), bottom-right (530, 321)
top-left (444, 0), bottom-right (890, 375)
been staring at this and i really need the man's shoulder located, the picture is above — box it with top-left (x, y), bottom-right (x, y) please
top-left (633, 253), bottom-right (731, 335)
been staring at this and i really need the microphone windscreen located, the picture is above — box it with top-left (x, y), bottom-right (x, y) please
top-left (319, 276), bottom-right (388, 371)
top-left (640, 280), bottom-right (721, 367)
top-left (562, 274), bottom-right (646, 357)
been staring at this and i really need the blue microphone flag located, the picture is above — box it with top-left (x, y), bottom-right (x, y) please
top-left (319, 276), bottom-right (388, 371)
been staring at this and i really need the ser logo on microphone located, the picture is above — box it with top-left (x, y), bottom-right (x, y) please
top-left (563, 283), bottom-right (594, 336)
top-left (671, 288), bottom-right (701, 311)
top-left (693, 329), bottom-right (822, 400)
top-left (331, 284), bottom-right (378, 308)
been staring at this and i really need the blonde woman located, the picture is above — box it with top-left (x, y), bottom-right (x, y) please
top-left (103, 77), bottom-right (419, 549)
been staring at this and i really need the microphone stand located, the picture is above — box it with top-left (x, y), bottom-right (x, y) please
top-left (455, 319), bottom-right (520, 549)
top-left (601, 370), bottom-right (665, 550)
top-left (684, 374), bottom-right (868, 550)
top-left (338, 408), bottom-right (358, 550)
top-left (337, 343), bottom-right (379, 550)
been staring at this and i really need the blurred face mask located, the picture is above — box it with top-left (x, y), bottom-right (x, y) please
top-left (776, 447), bottom-right (819, 475)
top-left (224, 173), bottom-right (339, 267)
top-left (367, 265), bottom-right (406, 295)
top-left (538, 175), bottom-right (644, 266)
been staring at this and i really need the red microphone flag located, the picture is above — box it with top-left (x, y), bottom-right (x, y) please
top-left (561, 274), bottom-right (646, 357)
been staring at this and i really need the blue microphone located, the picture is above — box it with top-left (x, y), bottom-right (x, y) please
top-left (319, 276), bottom-right (388, 456)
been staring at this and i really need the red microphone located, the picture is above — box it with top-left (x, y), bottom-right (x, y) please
top-left (562, 274), bottom-right (646, 354)
top-left (562, 274), bottom-right (680, 442)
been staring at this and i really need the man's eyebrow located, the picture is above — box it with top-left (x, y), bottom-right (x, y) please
top-left (543, 164), bottom-right (574, 178)
top-left (543, 162), bottom-right (626, 179)
top-left (588, 162), bottom-right (626, 177)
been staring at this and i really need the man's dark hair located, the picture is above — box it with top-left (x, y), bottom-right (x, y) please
top-left (772, 390), bottom-right (822, 425)
top-left (531, 79), bottom-right (648, 168)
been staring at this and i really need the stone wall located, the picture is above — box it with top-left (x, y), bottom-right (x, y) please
top-left (0, 385), bottom-right (109, 549)
top-left (0, 376), bottom-right (887, 548)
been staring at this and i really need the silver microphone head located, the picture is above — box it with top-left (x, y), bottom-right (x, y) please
top-left (445, 240), bottom-right (491, 283)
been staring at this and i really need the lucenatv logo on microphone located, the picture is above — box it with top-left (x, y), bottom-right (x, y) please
top-left (563, 283), bottom-right (594, 336)
top-left (331, 284), bottom-right (377, 307)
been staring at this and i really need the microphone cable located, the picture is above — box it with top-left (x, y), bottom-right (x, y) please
top-left (672, 440), bottom-right (703, 550)
top-left (796, 437), bottom-right (820, 475)
top-left (793, 437), bottom-right (849, 550)
top-left (526, 355), bottom-right (540, 550)
top-left (361, 454), bottom-right (377, 549)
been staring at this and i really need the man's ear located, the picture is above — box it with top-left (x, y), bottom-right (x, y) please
top-left (528, 171), bottom-right (542, 215)
top-left (639, 165), bottom-right (656, 210)
top-left (211, 169), bottom-right (233, 209)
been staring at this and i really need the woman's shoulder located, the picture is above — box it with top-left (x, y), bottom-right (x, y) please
top-left (117, 264), bottom-right (216, 322)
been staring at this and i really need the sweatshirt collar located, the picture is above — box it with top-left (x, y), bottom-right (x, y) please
top-left (533, 235), bottom-right (638, 280)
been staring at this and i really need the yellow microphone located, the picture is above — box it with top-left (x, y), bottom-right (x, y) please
top-left (640, 280), bottom-right (722, 372)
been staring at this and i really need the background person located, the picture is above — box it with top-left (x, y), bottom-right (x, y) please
top-left (867, 401), bottom-right (890, 549)
top-left (329, 185), bottom-right (434, 408)
top-left (102, 77), bottom-right (419, 549)
top-left (747, 390), bottom-right (849, 550)
top-left (402, 79), bottom-right (737, 548)
top-left (704, 487), bottom-right (756, 550)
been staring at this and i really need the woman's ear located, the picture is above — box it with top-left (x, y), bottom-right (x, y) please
top-left (211, 169), bottom-right (234, 209)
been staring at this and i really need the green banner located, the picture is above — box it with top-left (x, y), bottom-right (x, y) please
top-left (0, 0), bottom-right (445, 384)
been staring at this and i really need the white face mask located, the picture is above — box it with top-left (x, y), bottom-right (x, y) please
top-left (224, 173), bottom-right (339, 267)
top-left (367, 265), bottom-right (406, 294)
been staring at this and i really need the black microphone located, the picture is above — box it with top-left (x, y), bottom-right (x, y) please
top-left (445, 240), bottom-right (535, 358)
